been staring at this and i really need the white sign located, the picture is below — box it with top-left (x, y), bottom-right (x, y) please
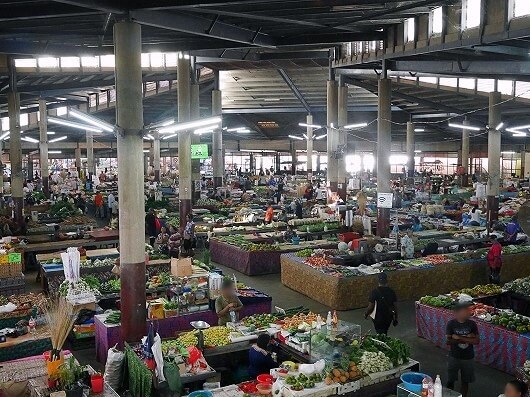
top-left (377, 193), bottom-right (394, 208)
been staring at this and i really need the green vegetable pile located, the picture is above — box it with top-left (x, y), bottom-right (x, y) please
top-left (49, 201), bottom-right (78, 218)
top-left (419, 295), bottom-right (454, 308)
top-left (491, 312), bottom-right (530, 333)
top-left (0, 295), bottom-right (8, 306)
top-left (100, 279), bottom-right (121, 294)
top-left (298, 222), bottom-right (340, 233)
top-left (296, 249), bottom-right (313, 258)
top-left (505, 277), bottom-right (530, 297)
top-left (82, 275), bottom-right (101, 292)
top-left (166, 217), bottom-right (180, 228)
top-left (285, 374), bottom-right (316, 390)
top-left (104, 311), bottom-right (121, 324)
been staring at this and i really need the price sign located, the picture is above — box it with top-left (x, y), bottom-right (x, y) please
top-left (377, 193), bottom-right (394, 209)
top-left (0, 255), bottom-right (8, 264)
top-left (8, 253), bottom-right (21, 263)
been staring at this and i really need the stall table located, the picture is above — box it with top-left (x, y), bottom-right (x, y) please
top-left (211, 238), bottom-right (336, 276)
top-left (281, 252), bottom-right (530, 310)
top-left (416, 302), bottom-right (529, 374)
top-left (0, 327), bottom-right (51, 362)
top-left (95, 299), bottom-right (272, 363)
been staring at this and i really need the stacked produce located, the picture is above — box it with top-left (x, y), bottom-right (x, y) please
top-left (297, 222), bottom-right (340, 233)
top-left (503, 245), bottom-right (530, 255)
top-left (177, 326), bottom-right (231, 347)
top-left (288, 218), bottom-right (322, 227)
top-left (196, 198), bottom-right (225, 209)
top-left (215, 235), bottom-right (279, 251)
top-left (505, 277), bottom-right (530, 296)
top-left (49, 201), bottom-right (80, 217)
top-left (296, 249), bottom-right (313, 258)
top-left (146, 272), bottom-right (172, 289)
top-left (285, 373), bottom-right (322, 390)
top-left (450, 284), bottom-right (503, 298)
top-left (424, 254), bottom-right (452, 265)
top-left (419, 295), bottom-right (454, 308)
top-left (491, 312), bottom-right (530, 334)
top-left (100, 279), bottom-right (121, 294)
top-left (161, 338), bottom-right (189, 358)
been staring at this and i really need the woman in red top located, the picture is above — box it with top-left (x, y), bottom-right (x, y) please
top-left (264, 205), bottom-right (274, 224)
top-left (486, 235), bottom-right (502, 284)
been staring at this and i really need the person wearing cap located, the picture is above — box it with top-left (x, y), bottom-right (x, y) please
top-left (364, 273), bottom-right (398, 335)
top-left (446, 303), bottom-right (480, 397)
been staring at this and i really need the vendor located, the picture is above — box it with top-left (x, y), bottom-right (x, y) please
top-left (264, 204), bottom-right (274, 224)
top-left (504, 217), bottom-right (520, 244)
top-left (248, 333), bottom-right (277, 379)
top-left (155, 226), bottom-right (170, 253)
top-left (411, 217), bottom-right (423, 232)
top-left (215, 279), bottom-right (243, 326)
top-left (469, 205), bottom-right (481, 226)
top-left (356, 190), bottom-right (367, 215)
top-left (400, 230), bottom-right (415, 259)
top-left (486, 235), bottom-right (502, 284)
top-left (303, 183), bottom-right (314, 200)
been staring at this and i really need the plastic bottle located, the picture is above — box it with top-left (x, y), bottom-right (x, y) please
top-left (427, 379), bottom-right (434, 397)
top-left (433, 375), bottom-right (442, 397)
top-left (316, 314), bottom-right (322, 330)
top-left (421, 377), bottom-right (429, 397)
top-left (230, 310), bottom-right (237, 323)
top-left (326, 311), bottom-right (332, 329)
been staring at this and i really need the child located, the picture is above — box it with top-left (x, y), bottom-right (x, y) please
top-left (215, 279), bottom-right (243, 326)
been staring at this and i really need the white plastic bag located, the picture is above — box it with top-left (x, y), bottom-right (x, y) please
top-left (104, 345), bottom-right (124, 390)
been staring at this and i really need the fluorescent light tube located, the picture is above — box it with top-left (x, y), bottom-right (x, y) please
top-left (288, 135), bottom-right (304, 140)
top-left (49, 136), bottom-right (67, 143)
top-left (69, 109), bottom-right (114, 132)
top-left (448, 123), bottom-right (481, 131)
top-left (344, 122), bottom-right (368, 129)
top-left (48, 117), bottom-right (103, 133)
top-left (22, 137), bottom-right (39, 143)
top-left (415, 128), bottom-right (425, 132)
top-left (48, 150), bottom-right (61, 154)
top-left (298, 123), bottom-right (322, 129)
top-left (495, 122), bottom-right (504, 130)
top-left (158, 116), bottom-right (221, 134)
top-left (314, 134), bottom-right (327, 140)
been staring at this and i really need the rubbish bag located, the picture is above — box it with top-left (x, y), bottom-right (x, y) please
top-left (104, 345), bottom-right (125, 390)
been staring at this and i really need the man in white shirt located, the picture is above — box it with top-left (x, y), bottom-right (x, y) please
top-left (107, 192), bottom-right (115, 217)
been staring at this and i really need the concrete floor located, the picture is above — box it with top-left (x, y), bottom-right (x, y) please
top-left (25, 260), bottom-right (512, 396)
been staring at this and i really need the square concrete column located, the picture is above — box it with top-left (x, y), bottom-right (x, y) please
top-left (461, 120), bottom-right (470, 187)
top-left (8, 59), bottom-right (23, 225)
top-left (406, 121), bottom-right (415, 187)
top-left (86, 130), bottom-right (94, 180)
top-left (327, 79), bottom-right (338, 198)
top-left (487, 91), bottom-right (502, 227)
top-left (337, 81), bottom-right (348, 200)
top-left (38, 99), bottom-right (49, 196)
top-left (212, 87), bottom-right (223, 188)
top-left (191, 82), bottom-right (200, 202)
top-left (75, 145), bottom-right (81, 174)
top-left (376, 78), bottom-right (392, 237)
top-left (178, 56), bottom-right (192, 227)
top-left (306, 114), bottom-right (314, 180)
top-left (153, 131), bottom-right (161, 182)
top-left (114, 20), bottom-right (146, 343)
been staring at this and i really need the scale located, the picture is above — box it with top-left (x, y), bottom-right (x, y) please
top-left (190, 321), bottom-right (210, 350)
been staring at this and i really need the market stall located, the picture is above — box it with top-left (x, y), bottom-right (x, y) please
top-left (281, 246), bottom-right (530, 310)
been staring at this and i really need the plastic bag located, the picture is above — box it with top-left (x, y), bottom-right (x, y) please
top-left (104, 345), bottom-right (125, 390)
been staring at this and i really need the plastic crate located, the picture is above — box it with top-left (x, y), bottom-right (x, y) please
top-left (0, 284), bottom-right (25, 296)
top-left (0, 264), bottom-right (22, 279)
top-left (0, 273), bottom-right (24, 288)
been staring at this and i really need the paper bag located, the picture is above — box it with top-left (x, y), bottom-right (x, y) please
top-left (171, 257), bottom-right (193, 277)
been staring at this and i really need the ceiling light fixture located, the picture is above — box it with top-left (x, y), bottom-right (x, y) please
top-left (448, 123), bottom-right (481, 131)
top-left (48, 117), bottom-right (103, 133)
top-left (0, 132), bottom-right (9, 140)
top-left (162, 133), bottom-right (178, 140)
top-left (303, 134), bottom-right (308, 139)
top-left (298, 123), bottom-right (322, 129)
top-left (344, 122), bottom-right (368, 129)
top-left (502, 151), bottom-right (516, 154)
top-left (314, 134), bottom-right (327, 140)
top-left (509, 124), bottom-right (530, 131)
top-left (227, 127), bottom-right (246, 132)
top-left (48, 150), bottom-right (62, 154)
top-left (158, 116), bottom-right (222, 134)
top-left (507, 128), bottom-right (529, 134)
top-left (22, 137), bottom-right (39, 143)
top-left (414, 150), bottom-right (422, 153)
top-left (415, 128), bottom-right (425, 132)
top-left (512, 132), bottom-right (527, 137)
top-left (49, 136), bottom-right (67, 143)
top-left (495, 122), bottom-right (504, 130)
top-left (69, 108), bottom-right (114, 133)
top-left (288, 135), bottom-right (304, 140)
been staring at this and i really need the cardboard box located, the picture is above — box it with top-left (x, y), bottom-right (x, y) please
top-left (171, 257), bottom-right (193, 277)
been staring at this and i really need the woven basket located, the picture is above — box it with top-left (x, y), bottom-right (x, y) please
top-left (0, 263), bottom-right (22, 279)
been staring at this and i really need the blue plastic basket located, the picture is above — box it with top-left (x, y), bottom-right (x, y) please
top-left (400, 372), bottom-right (432, 393)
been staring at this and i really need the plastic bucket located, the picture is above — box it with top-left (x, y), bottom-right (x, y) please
top-left (91, 373), bottom-right (104, 393)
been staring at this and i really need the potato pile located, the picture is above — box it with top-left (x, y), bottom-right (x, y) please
top-left (325, 363), bottom-right (362, 385)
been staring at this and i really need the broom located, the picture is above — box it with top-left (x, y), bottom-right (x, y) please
top-left (45, 298), bottom-right (80, 361)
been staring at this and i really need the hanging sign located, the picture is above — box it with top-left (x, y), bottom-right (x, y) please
top-left (377, 193), bottom-right (394, 209)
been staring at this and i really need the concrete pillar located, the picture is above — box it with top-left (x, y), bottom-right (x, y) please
top-left (337, 80), bottom-right (348, 201)
top-left (212, 71), bottom-right (223, 188)
top-left (316, 153), bottom-right (321, 173)
top-left (249, 153), bottom-right (255, 175)
top-left (114, 21), bottom-right (146, 343)
top-left (153, 131), bottom-right (161, 182)
top-left (290, 143), bottom-right (296, 176)
top-left (406, 121), bottom-right (415, 187)
top-left (75, 145), bottom-right (81, 174)
top-left (144, 153), bottom-right (149, 176)
top-left (521, 150), bottom-right (526, 178)
top-left (7, 59), bottom-right (23, 224)
top-left (275, 152), bottom-right (280, 174)
top-left (27, 155), bottom-right (33, 181)
top-left (327, 79), bottom-right (338, 199)
top-left (487, 91), bottom-right (502, 227)
top-left (306, 114), bottom-right (314, 180)
top-left (462, 120), bottom-right (470, 187)
top-left (376, 78), bottom-right (392, 237)
top-left (178, 55), bottom-right (192, 227)
top-left (38, 99), bottom-right (49, 196)
top-left (190, 81), bottom-right (201, 202)
top-left (86, 130), bottom-right (94, 180)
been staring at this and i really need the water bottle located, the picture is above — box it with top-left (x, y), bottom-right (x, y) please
top-left (230, 310), bottom-right (237, 323)
top-left (326, 311), bottom-right (332, 330)
top-left (433, 375), bottom-right (442, 397)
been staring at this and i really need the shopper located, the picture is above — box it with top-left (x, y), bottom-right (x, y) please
top-left (364, 273), bottom-right (398, 335)
top-left (155, 226), bottom-right (170, 253)
top-left (446, 303), bottom-right (480, 397)
top-left (504, 217), bottom-right (520, 244)
top-left (145, 208), bottom-right (158, 247)
top-left (182, 213), bottom-right (195, 256)
top-left (94, 191), bottom-right (104, 219)
top-left (107, 192), bottom-right (116, 218)
top-left (215, 279), bottom-right (243, 326)
top-left (486, 235), bottom-right (503, 284)
top-left (248, 333), bottom-right (277, 379)
top-left (264, 204), bottom-right (274, 224)
top-left (400, 230), bottom-right (415, 259)
top-left (469, 205), bottom-right (481, 226)
top-left (499, 380), bottom-right (528, 397)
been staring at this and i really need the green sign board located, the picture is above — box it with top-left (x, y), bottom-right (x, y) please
top-left (8, 253), bottom-right (21, 263)
top-left (191, 143), bottom-right (209, 159)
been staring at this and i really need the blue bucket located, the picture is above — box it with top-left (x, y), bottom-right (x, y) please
top-left (188, 391), bottom-right (213, 397)
top-left (400, 372), bottom-right (432, 393)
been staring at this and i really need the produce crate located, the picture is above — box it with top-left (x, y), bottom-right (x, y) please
top-left (0, 273), bottom-right (24, 288)
top-left (0, 262), bottom-right (22, 278)
top-left (0, 284), bottom-right (25, 296)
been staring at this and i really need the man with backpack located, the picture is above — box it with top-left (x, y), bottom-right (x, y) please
top-left (364, 273), bottom-right (398, 335)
